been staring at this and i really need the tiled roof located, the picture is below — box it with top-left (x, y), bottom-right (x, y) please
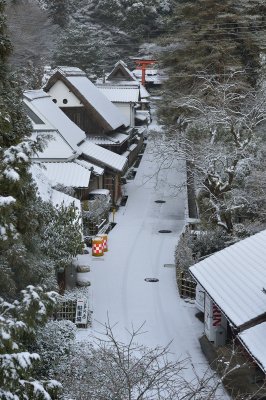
top-left (74, 159), bottom-right (104, 176)
top-left (24, 90), bottom-right (86, 150)
top-left (30, 164), bottom-right (81, 219)
top-left (41, 162), bottom-right (91, 188)
top-left (67, 75), bottom-right (128, 129)
top-left (79, 140), bottom-right (127, 172)
top-left (31, 131), bottom-right (77, 161)
top-left (190, 230), bottom-right (266, 328)
top-left (44, 67), bottom-right (128, 130)
top-left (106, 60), bottom-right (136, 82)
top-left (97, 85), bottom-right (140, 103)
top-left (85, 133), bottom-right (129, 145)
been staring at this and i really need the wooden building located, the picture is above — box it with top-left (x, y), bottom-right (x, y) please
top-left (190, 229), bottom-right (266, 374)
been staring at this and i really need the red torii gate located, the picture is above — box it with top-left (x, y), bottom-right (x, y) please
top-left (133, 58), bottom-right (157, 86)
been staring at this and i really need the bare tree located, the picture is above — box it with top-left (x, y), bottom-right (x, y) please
top-left (149, 73), bottom-right (266, 233)
top-left (55, 319), bottom-right (257, 400)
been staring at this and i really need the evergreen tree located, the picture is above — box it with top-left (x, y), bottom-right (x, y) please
top-left (46, 0), bottom-right (71, 28)
top-left (154, 0), bottom-right (266, 234)
top-left (0, 285), bottom-right (61, 399)
top-left (159, 0), bottom-right (266, 122)
top-left (53, 0), bottom-right (173, 78)
top-left (6, 0), bottom-right (57, 69)
top-left (0, 1), bottom-right (83, 298)
top-left (53, 20), bottom-right (133, 79)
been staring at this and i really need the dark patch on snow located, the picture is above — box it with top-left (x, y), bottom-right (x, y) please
top-left (154, 200), bottom-right (166, 204)
top-left (145, 278), bottom-right (159, 283)
top-left (158, 230), bottom-right (172, 233)
top-left (105, 222), bottom-right (116, 233)
top-left (126, 170), bottom-right (137, 180)
top-left (133, 155), bottom-right (142, 168)
top-left (120, 196), bottom-right (128, 206)
top-left (195, 311), bottom-right (204, 323)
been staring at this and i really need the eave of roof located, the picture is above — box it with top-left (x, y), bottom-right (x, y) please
top-left (238, 322), bottom-right (266, 373)
top-left (78, 141), bottom-right (127, 173)
top-left (190, 230), bottom-right (266, 329)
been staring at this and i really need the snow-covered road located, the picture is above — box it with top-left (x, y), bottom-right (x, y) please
top-left (77, 109), bottom-right (209, 380)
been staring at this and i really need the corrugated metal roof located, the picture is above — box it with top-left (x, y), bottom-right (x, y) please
top-left (238, 322), bottom-right (266, 373)
top-left (24, 90), bottom-right (86, 150)
top-left (31, 131), bottom-right (77, 161)
top-left (74, 159), bottom-right (104, 176)
top-left (79, 141), bottom-right (127, 172)
top-left (65, 75), bottom-right (128, 129)
top-left (41, 162), bottom-right (91, 188)
top-left (190, 230), bottom-right (266, 328)
top-left (97, 85), bottom-right (140, 103)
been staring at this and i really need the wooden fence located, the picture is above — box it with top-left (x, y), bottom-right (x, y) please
top-left (177, 269), bottom-right (196, 299)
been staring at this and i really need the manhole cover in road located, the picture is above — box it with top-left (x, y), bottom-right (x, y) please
top-left (155, 200), bottom-right (166, 204)
top-left (158, 230), bottom-right (172, 233)
top-left (145, 278), bottom-right (159, 283)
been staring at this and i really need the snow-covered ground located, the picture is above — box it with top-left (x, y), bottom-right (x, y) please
top-left (76, 99), bottom-right (209, 381)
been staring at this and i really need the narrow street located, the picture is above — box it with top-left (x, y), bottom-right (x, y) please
top-left (77, 99), bottom-right (209, 380)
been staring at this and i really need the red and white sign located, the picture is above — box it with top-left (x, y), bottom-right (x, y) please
top-left (212, 304), bottom-right (221, 327)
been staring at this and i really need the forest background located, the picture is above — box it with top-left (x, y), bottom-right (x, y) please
top-left (1, 0), bottom-right (266, 398)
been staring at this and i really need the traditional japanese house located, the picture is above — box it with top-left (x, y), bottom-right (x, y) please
top-left (189, 229), bottom-right (266, 374)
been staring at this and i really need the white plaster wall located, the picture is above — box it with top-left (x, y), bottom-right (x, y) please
top-left (47, 80), bottom-right (82, 107)
top-left (114, 103), bottom-right (132, 127)
top-left (195, 284), bottom-right (205, 312)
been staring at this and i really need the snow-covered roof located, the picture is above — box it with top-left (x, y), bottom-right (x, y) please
top-left (24, 90), bottom-right (86, 150)
top-left (97, 85), bottom-right (140, 103)
top-left (74, 159), bottom-right (104, 176)
top-left (135, 110), bottom-right (150, 122)
top-left (30, 163), bottom-right (81, 216)
top-left (41, 162), bottom-right (91, 188)
top-left (106, 60), bottom-right (136, 82)
top-left (238, 322), bottom-right (266, 373)
top-left (85, 132), bottom-right (129, 146)
top-left (31, 131), bottom-right (77, 161)
top-left (110, 132), bottom-right (129, 144)
top-left (79, 141), bottom-right (127, 172)
top-left (132, 69), bottom-right (164, 86)
top-left (51, 189), bottom-right (81, 215)
top-left (44, 67), bottom-right (128, 130)
top-left (54, 66), bottom-right (85, 76)
top-left (190, 230), bottom-right (266, 328)
top-left (85, 137), bottom-right (120, 145)
top-left (139, 85), bottom-right (150, 99)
